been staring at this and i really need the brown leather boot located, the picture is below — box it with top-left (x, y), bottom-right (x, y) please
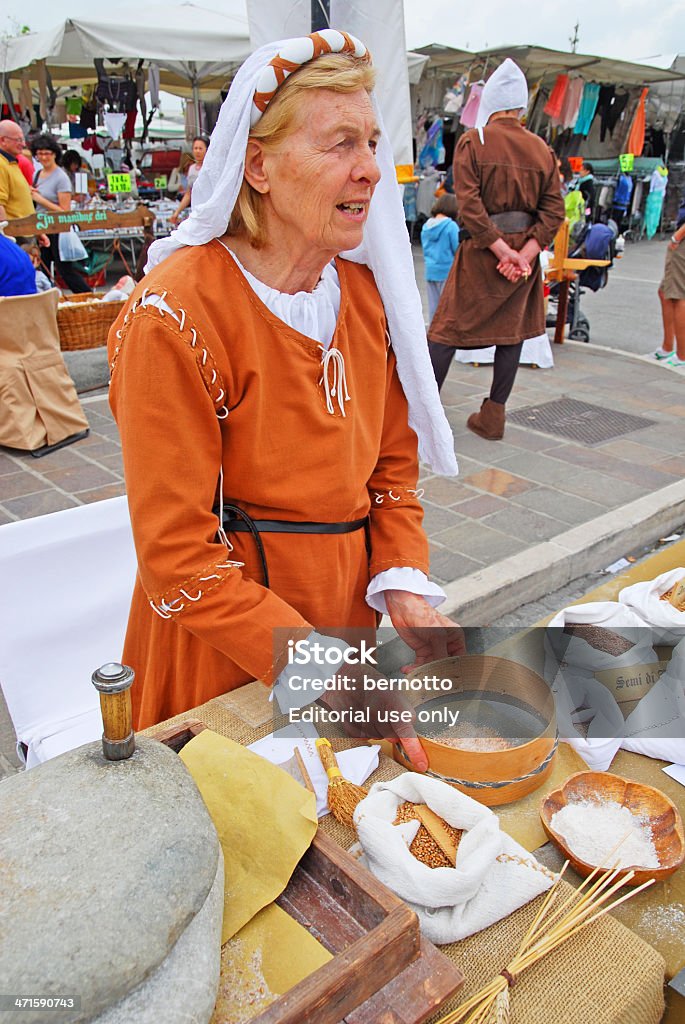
top-left (467, 399), bottom-right (505, 440)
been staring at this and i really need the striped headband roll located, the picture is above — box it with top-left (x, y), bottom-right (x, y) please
top-left (250, 29), bottom-right (371, 127)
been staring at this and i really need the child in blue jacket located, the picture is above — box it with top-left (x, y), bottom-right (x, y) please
top-left (421, 194), bottom-right (459, 323)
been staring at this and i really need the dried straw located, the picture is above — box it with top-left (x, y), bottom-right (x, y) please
top-left (433, 836), bottom-right (656, 1024)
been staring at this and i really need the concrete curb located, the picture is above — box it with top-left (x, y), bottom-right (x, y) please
top-left (561, 337), bottom-right (685, 374)
top-left (440, 478), bottom-right (685, 624)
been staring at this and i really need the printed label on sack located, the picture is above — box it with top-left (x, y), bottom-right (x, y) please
top-left (595, 661), bottom-right (668, 704)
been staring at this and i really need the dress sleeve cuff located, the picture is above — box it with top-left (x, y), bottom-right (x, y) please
top-left (365, 567), bottom-right (447, 614)
top-left (272, 630), bottom-right (351, 713)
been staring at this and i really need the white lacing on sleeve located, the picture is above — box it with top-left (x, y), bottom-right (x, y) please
top-left (111, 290), bottom-right (229, 420)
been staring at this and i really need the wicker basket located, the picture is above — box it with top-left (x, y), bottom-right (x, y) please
top-left (57, 292), bottom-right (127, 352)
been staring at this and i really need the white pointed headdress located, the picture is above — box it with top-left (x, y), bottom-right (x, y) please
top-left (145, 30), bottom-right (457, 476)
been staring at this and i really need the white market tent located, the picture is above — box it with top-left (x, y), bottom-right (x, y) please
top-left (0, 3), bottom-right (252, 99)
top-left (414, 43), bottom-right (685, 87)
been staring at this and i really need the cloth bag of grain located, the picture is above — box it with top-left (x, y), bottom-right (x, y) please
top-left (618, 568), bottom-right (685, 646)
top-left (353, 773), bottom-right (554, 944)
top-left (621, 636), bottom-right (685, 763)
top-left (544, 602), bottom-right (657, 771)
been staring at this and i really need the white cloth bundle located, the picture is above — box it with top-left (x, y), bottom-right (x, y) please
top-left (618, 568), bottom-right (685, 646)
top-left (353, 773), bottom-right (553, 944)
top-left (545, 601), bottom-right (682, 769)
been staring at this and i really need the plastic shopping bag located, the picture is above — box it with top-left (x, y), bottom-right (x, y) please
top-left (58, 228), bottom-right (88, 263)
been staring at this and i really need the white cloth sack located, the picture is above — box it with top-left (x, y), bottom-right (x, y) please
top-left (545, 602), bottom-right (657, 771)
top-left (353, 773), bottom-right (553, 944)
top-left (621, 637), bottom-right (685, 763)
top-left (618, 568), bottom-right (685, 646)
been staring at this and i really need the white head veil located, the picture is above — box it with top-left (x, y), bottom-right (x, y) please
top-left (474, 58), bottom-right (528, 131)
top-left (145, 30), bottom-right (457, 476)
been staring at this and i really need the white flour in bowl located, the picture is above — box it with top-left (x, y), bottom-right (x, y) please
top-left (549, 800), bottom-right (659, 869)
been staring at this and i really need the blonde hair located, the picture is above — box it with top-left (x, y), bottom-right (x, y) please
top-left (229, 53), bottom-right (376, 248)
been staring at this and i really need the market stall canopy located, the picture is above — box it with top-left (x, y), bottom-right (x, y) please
top-left (414, 43), bottom-right (685, 86)
top-left (0, 2), bottom-right (251, 95)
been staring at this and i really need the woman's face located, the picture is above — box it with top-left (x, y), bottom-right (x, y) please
top-left (35, 148), bottom-right (57, 170)
top-left (255, 88), bottom-right (381, 260)
top-left (192, 139), bottom-right (207, 164)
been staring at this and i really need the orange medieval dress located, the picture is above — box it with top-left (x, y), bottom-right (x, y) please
top-left (108, 240), bottom-right (429, 729)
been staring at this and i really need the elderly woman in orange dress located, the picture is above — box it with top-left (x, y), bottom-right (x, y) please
top-left (108, 31), bottom-right (462, 766)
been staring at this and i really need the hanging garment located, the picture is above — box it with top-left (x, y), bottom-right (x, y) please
top-left (644, 191), bottom-right (664, 239)
top-left (543, 74), bottom-right (569, 121)
top-left (612, 173), bottom-right (634, 215)
top-left (65, 96), bottom-right (83, 118)
top-left (419, 118), bottom-right (444, 168)
top-left (573, 82), bottom-right (600, 136)
top-left (123, 109), bottom-right (137, 140)
top-left (68, 123), bottom-right (87, 139)
top-left (36, 60), bottom-right (48, 121)
top-left (626, 88), bottom-right (648, 156)
top-left (148, 63), bottom-right (160, 108)
top-left (459, 82), bottom-right (483, 128)
top-left (598, 86), bottom-right (629, 141)
top-left (560, 77), bottom-right (584, 129)
top-left (630, 178), bottom-right (644, 218)
top-left (19, 73), bottom-right (33, 126)
top-left (104, 112), bottom-right (127, 139)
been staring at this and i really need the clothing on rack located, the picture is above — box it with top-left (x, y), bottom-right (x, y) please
top-left (419, 118), bottom-right (444, 169)
top-left (560, 77), bottom-right (584, 129)
top-left (104, 112), bottom-right (127, 139)
top-left (459, 82), bottom-right (483, 128)
top-left (626, 87), bottom-right (648, 156)
top-left (597, 85), bottom-right (629, 141)
top-left (573, 82), bottom-right (600, 136)
top-left (543, 73), bottom-right (569, 121)
top-left (148, 64), bottom-right (160, 108)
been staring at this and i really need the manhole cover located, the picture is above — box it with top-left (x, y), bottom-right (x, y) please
top-left (508, 398), bottom-right (655, 446)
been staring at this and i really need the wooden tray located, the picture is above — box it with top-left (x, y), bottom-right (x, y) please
top-left (155, 720), bottom-right (464, 1024)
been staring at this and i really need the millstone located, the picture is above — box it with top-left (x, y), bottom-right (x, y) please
top-left (0, 736), bottom-right (222, 1024)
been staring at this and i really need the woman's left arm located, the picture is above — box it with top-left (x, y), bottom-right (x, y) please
top-left (31, 189), bottom-right (72, 214)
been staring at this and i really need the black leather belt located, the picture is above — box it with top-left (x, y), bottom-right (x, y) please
top-left (215, 503), bottom-right (368, 588)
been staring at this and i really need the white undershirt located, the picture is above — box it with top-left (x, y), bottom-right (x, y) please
top-left (140, 249), bottom-right (446, 625)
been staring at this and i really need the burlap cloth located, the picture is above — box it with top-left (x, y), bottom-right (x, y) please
top-left (146, 687), bottom-right (666, 1024)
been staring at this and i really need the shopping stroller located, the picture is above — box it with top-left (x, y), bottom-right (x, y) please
top-left (547, 221), bottom-right (617, 342)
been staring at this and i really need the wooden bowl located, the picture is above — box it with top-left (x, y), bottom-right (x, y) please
top-left (541, 771), bottom-right (685, 886)
top-left (399, 656), bottom-right (557, 807)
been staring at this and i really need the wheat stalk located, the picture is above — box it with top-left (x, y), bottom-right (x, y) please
top-left (434, 859), bottom-right (655, 1024)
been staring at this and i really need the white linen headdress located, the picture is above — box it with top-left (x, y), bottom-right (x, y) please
top-left (474, 58), bottom-right (529, 131)
top-left (145, 31), bottom-right (457, 476)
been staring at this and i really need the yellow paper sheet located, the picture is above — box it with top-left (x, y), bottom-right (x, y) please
top-left (180, 729), bottom-right (318, 943)
top-left (211, 903), bottom-right (333, 1024)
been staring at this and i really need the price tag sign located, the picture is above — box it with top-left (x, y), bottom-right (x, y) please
top-left (107, 173), bottom-right (132, 193)
top-left (618, 153), bottom-right (634, 172)
top-left (154, 175), bottom-right (168, 189)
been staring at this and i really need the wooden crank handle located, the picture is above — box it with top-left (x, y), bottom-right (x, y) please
top-left (92, 662), bottom-right (136, 761)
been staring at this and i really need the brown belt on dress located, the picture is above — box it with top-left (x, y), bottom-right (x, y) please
top-left (459, 210), bottom-right (535, 241)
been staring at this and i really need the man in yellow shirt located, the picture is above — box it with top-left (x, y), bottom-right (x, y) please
top-left (0, 121), bottom-right (34, 222)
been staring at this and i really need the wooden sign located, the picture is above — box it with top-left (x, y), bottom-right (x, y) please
top-left (3, 205), bottom-right (154, 238)
top-left (107, 173), bottom-right (132, 193)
